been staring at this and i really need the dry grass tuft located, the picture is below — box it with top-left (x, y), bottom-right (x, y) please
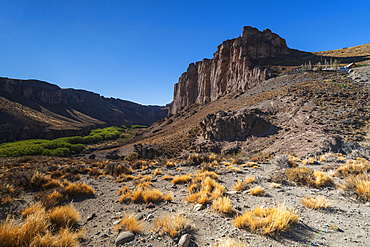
top-left (42, 179), bottom-right (63, 190)
top-left (334, 158), bottom-right (370, 178)
top-left (301, 196), bottom-right (331, 209)
top-left (233, 180), bottom-right (247, 191)
top-left (172, 175), bottom-right (192, 184)
top-left (211, 238), bottom-right (249, 247)
top-left (269, 182), bottom-right (281, 188)
top-left (164, 192), bottom-right (174, 201)
top-left (234, 204), bottom-right (298, 236)
top-left (154, 214), bottom-right (191, 238)
top-left (198, 171), bottom-right (218, 180)
top-left (114, 213), bottom-right (145, 234)
top-left (49, 204), bottom-right (81, 228)
top-left (313, 171), bottom-right (333, 187)
top-left (154, 168), bottom-right (163, 176)
top-left (245, 175), bottom-right (256, 184)
top-left (162, 175), bottom-right (174, 180)
top-left (250, 186), bottom-right (265, 196)
top-left (31, 172), bottom-right (50, 188)
top-left (212, 197), bottom-right (233, 214)
top-left (286, 167), bottom-right (315, 186)
top-left (22, 202), bottom-right (45, 218)
top-left (348, 178), bottom-right (370, 202)
top-left (65, 182), bottom-right (95, 197)
top-left (118, 187), bottom-right (164, 203)
top-left (1, 195), bottom-right (13, 205)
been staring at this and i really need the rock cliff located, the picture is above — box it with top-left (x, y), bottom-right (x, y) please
top-left (0, 77), bottom-right (168, 143)
top-left (170, 26), bottom-right (289, 114)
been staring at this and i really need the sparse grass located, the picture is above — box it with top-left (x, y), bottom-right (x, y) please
top-left (286, 167), bottom-right (315, 186)
top-left (245, 175), bottom-right (256, 184)
top-left (346, 177), bottom-right (370, 202)
top-left (154, 214), bottom-right (191, 238)
top-left (31, 171), bottom-right (50, 188)
top-left (44, 190), bottom-right (64, 207)
top-left (211, 238), bottom-right (249, 247)
top-left (162, 175), bottom-right (174, 180)
top-left (234, 203), bottom-right (298, 236)
top-left (301, 196), bottom-right (331, 209)
top-left (65, 182), bottom-right (95, 197)
top-left (154, 168), bottom-right (163, 176)
top-left (198, 171), bottom-right (218, 180)
top-left (114, 213), bottom-right (145, 234)
top-left (172, 175), bottom-right (192, 184)
top-left (1, 202), bottom-right (83, 247)
top-left (212, 197), bottom-right (233, 214)
top-left (42, 179), bottom-right (63, 190)
top-left (1, 195), bottom-right (12, 205)
top-left (250, 186), bottom-right (265, 196)
top-left (334, 158), bottom-right (370, 178)
top-left (164, 192), bottom-right (173, 201)
top-left (313, 171), bottom-right (333, 187)
top-left (118, 187), bottom-right (164, 204)
top-left (49, 204), bottom-right (81, 227)
top-left (233, 180), bottom-right (247, 191)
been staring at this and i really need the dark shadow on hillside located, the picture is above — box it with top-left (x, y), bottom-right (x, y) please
top-left (254, 49), bottom-right (370, 67)
top-left (274, 222), bottom-right (319, 246)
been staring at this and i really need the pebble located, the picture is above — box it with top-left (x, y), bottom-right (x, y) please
top-left (193, 203), bottom-right (204, 211)
top-left (115, 231), bottom-right (135, 246)
top-left (178, 234), bottom-right (191, 247)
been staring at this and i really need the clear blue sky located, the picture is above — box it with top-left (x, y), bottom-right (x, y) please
top-left (1, 0), bottom-right (369, 105)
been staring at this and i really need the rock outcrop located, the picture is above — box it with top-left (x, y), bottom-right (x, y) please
top-left (199, 109), bottom-right (276, 141)
top-left (170, 26), bottom-right (289, 114)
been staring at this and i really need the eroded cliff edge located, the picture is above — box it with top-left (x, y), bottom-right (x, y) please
top-left (170, 26), bottom-right (289, 114)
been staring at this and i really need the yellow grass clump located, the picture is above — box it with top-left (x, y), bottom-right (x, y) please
top-left (313, 171), bottom-right (333, 187)
top-left (211, 238), bottom-right (249, 247)
top-left (301, 196), bottom-right (331, 209)
top-left (49, 204), bottom-right (81, 227)
top-left (154, 168), bottom-right (163, 176)
top-left (198, 171), bottom-right (218, 180)
top-left (172, 175), bottom-right (192, 184)
top-left (22, 202), bottom-right (45, 218)
top-left (162, 175), bottom-right (174, 180)
top-left (334, 158), bottom-right (370, 178)
top-left (164, 192), bottom-right (174, 201)
top-left (212, 197), bottom-right (233, 214)
top-left (31, 171), bottom-right (50, 188)
top-left (353, 179), bottom-right (370, 202)
top-left (1, 203), bottom-right (83, 247)
top-left (44, 190), bottom-right (64, 207)
top-left (118, 187), bottom-right (164, 204)
top-left (1, 195), bottom-right (12, 205)
top-left (114, 213), bottom-right (145, 234)
top-left (249, 186), bottom-right (265, 196)
top-left (233, 180), bottom-right (247, 191)
top-left (245, 175), bottom-right (256, 184)
top-left (65, 182), bottom-right (95, 197)
top-left (42, 179), bottom-right (63, 190)
top-left (154, 214), bottom-right (190, 238)
top-left (234, 204), bottom-right (298, 236)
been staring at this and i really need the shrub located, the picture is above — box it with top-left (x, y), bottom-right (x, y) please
top-left (212, 197), bottom-right (233, 214)
top-left (301, 196), bottom-right (331, 209)
top-left (234, 203), bottom-right (298, 236)
top-left (286, 167), bottom-right (315, 186)
top-left (249, 186), bottom-right (265, 196)
top-left (65, 182), bottom-right (95, 197)
top-left (114, 213), bottom-right (145, 234)
top-left (233, 180), bottom-right (247, 191)
top-left (49, 204), bottom-right (81, 228)
top-left (154, 214), bottom-right (191, 238)
top-left (172, 175), bottom-right (192, 184)
top-left (125, 152), bottom-right (139, 162)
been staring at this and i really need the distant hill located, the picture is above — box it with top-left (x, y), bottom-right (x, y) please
top-left (0, 77), bottom-right (168, 143)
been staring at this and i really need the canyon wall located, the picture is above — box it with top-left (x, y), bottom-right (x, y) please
top-left (170, 26), bottom-right (289, 114)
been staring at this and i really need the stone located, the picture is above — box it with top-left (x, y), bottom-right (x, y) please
top-left (193, 203), bottom-right (204, 211)
top-left (88, 153), bottom-right (96, 159)
top-left (178, 234), bottom-right (191, 247)
top-left (115, 231), bottom-right (135, 246)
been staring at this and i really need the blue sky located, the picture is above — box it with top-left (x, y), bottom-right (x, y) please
top-left (0, 0), bottom-right (369, 105)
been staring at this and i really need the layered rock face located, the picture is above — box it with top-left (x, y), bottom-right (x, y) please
top-left (0, 77), bottom-right (168, 142)
top-left (171, 26), bottom-right (289, 114)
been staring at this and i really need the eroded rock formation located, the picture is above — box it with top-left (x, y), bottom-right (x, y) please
top-left (199, 110), bottom-right (275, 141)
top-left (171, 26), bottom-right (289, 114)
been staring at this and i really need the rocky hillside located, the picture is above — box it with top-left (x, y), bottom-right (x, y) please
top-left (0, 77), bottom-right (168, 143)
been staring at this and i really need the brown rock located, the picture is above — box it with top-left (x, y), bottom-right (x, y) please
top-left (170, 26), bottom-right (289, 114)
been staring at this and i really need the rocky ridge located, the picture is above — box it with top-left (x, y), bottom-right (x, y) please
top-left (170, 26), bottom-right (289, 114)
top-left (0, 77), bottom-right (168, 143)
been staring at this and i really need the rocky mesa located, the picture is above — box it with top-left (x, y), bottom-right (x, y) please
top-left (170, 26), bottom-right (289, 114)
